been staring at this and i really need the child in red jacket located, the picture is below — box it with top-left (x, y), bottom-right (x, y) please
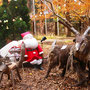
top-left (21, 32), bottom-right (43, 70)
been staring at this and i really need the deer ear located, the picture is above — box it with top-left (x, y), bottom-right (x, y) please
top-left (73, 39), bottom-right (76, 42)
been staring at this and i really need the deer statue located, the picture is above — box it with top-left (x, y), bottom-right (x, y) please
top-left (0, 42), bottom-right (25, 88)
top-left (45, 40), bottom-right (72, 78)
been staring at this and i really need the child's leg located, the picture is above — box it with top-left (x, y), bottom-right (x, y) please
top-left (36, 59), bottom-right (43, 70)
top-left (23, 61), bottom-right (33, 67)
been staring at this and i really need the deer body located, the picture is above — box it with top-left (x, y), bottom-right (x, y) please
top-left (68, 27), bottom-right (90, 86)
top-left (0, 43), bottom-right (25, 88)
top-left (45, 45), bottom-right (71, 78)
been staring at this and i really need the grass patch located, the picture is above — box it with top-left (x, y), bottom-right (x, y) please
top-left (64, 40), bottom-right (72, 43)
top-left (34, 34), bottom-right (67, 40)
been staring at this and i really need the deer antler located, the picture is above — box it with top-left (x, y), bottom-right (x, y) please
top-left (83, 26), bottom-right (90, 38)
top-left (40, 0), bottom-right (80, 35)
top-left (17, 42), bottom-right (25, 67)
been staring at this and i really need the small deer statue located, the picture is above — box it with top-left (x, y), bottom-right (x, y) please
top-left (0, 42), bottom-right (25, 88)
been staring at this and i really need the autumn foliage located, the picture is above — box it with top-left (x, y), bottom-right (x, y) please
top-left (31, 0), bottom-right (90, 26)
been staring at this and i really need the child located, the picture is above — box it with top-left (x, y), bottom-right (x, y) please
top-left (21, 32), bottom-right (43, 70)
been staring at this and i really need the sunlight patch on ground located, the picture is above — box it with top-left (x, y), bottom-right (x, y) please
top-left (34, 35), bottom-right (67, 40)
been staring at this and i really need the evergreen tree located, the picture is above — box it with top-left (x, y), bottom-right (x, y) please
top-left (0, 0), bottom-right (31, 48)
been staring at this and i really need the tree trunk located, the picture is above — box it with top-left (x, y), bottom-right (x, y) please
top-left (27, 0), bottom-right (30, 9)
top-left (33, 0), bottom-right (36, 35)
top-left (44, 1), bottom-right (48, 35)
top-left (65, 0), bottom-right (71, 37)
top-left (57, 17), bottom-right (60, 35)
top-left (55, 22), bottom-right (57, 35)
top-left (65, 12), bottom-right (71, 37)
top-left (3, 0), bottom-right (8, 3)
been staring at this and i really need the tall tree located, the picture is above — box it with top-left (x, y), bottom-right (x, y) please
top-left (40, 0), bottom-right (90, 35)
top-left (0, 0), bottom-right (31, 47)
top-left (31, 0), bottom-right (54, 34)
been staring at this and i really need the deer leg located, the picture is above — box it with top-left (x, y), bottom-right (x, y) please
top-left (45, 56), bottom-right (59, 78)
top-left (8, 74), bottom-right (10, 80)
top-left (45, 66), bottom-right (52, 78)
top-left (16, 68), bottom-right (22, 80)
top-left (45, 63), bottom-right (56, 78)
top-left (88, 61), bottom-right (90, 81)
top-left (60, 67), bottom-right (66, 77)
top-left (73, 61), bottom-right (86, 86)
top-left (0, 72), bottom-right (3, 83)
top-left (11, 70), bottom-right (15, 89)
top-left (45, 60), bottom-right (58, 78)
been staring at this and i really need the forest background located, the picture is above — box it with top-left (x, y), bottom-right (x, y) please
top-left (0, 0), bottom-right (89, 48)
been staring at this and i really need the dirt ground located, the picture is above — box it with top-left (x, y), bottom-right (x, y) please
top-left (0, 39), bottom-right (90, 90)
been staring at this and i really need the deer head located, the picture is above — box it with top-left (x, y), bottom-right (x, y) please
top-left (73, 26), bottom-right (90, 52)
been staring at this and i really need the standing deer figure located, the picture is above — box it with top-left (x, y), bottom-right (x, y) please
top-left (45, 40), bottom-right (71, 78)
top-left (67, 27), bottom-right (90, 86)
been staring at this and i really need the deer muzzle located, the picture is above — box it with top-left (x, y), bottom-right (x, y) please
top-left (75, 43), bottom-right (80, 51)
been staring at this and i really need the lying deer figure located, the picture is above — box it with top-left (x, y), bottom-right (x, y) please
top-left (0, 43), bottom-right (25, 88)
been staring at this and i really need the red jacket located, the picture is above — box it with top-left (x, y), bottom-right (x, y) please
top-left (25, 45), bottom-right (43, 62)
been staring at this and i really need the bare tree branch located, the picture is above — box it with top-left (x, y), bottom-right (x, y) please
top-left (78, 0), bottom-right (85, 4)
top-left (58, 20), bottom-right (80, 35)
top-left (41, 0), bottom-right (71, 25)
top-left (83, 26), bottom-right (90, 37)
top-left (40, 0), bottom-right (80, 35)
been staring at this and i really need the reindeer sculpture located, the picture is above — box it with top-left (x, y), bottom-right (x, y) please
top-left (0, 43), bottom-right (25, 88)
top-left (70, 27), bottom-right (90, 86)
top-left (64, 26), bottom-right (90, 86)
top-left (45, 41), bottom-right (72, 78)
